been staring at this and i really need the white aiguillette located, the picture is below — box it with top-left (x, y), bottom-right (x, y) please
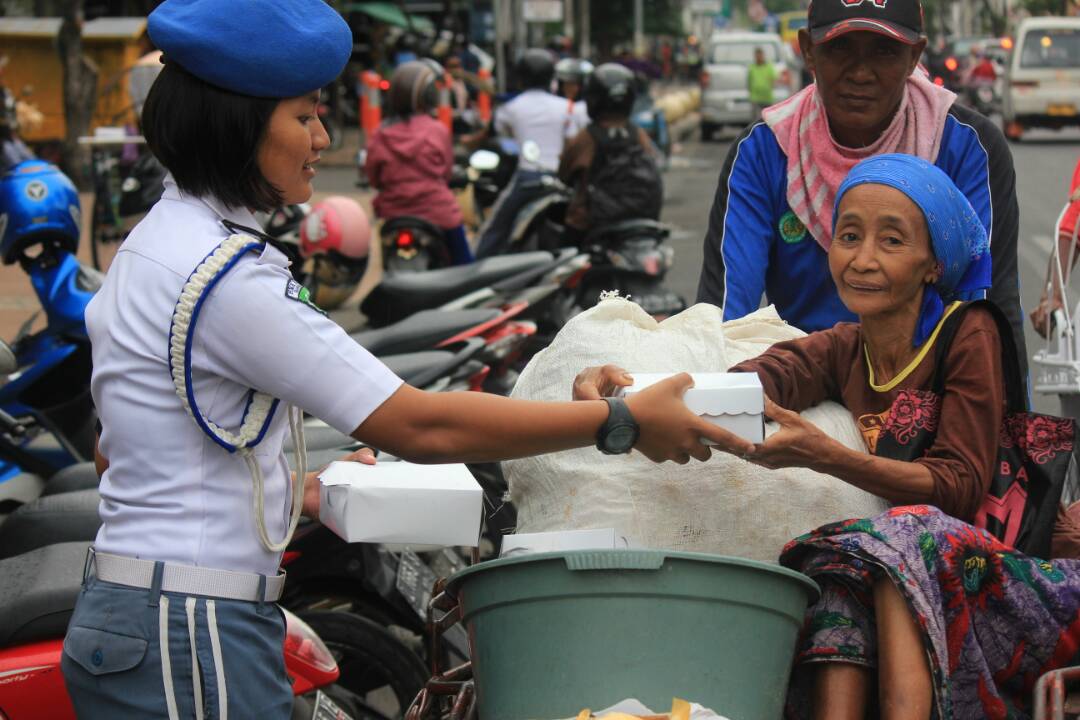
top-left (319, 460), bottom-right (484, 547)
top-left (617, 372), bottom-right (766, 445)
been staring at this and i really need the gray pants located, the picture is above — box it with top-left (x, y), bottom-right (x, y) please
top-left (61, 562), bottom-right (292, 719)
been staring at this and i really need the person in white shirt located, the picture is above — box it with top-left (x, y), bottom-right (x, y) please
top-left (556, 56), bottom-right (594, 138)
top-left (60, 2), bottom-right (740, 717)
top-left (472, 49), bottom-right (581, 257)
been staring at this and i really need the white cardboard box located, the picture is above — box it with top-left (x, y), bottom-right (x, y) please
top-left (499, 528), bottom-right (627, 558)
top-left (319, 461), bottom-right (483, 547)
top-left (618, 372), bottom-right (765, 444)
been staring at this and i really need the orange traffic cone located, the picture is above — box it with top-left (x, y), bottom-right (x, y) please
top-left (437, 71), bottom-right (453, 132)
top-left (360, 70), bottom-right (383, 138)
top-left (477, 68), bottom-right (492, 123)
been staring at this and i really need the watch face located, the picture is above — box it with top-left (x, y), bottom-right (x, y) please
top-left (605, 424), bottom-right (637, 453)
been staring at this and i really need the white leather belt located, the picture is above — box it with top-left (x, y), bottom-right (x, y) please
top-left (92, 551), bottom-right (285, 603)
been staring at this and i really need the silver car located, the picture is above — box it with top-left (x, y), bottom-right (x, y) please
top-left (1002, 16), bottom-right (1080, 142)
top-left (699, 31), bottom-right (800, 141)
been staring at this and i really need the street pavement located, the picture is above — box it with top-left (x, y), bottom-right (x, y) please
top-left (3, 120), bottom-right (1078, 413)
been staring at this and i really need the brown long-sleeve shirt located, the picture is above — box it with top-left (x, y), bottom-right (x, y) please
top-left (731, 305), bottom-right (1080, 558)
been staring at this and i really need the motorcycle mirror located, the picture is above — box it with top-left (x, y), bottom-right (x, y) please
top-left (469, 149), bottom-right (500, 172)
top-left (521, 140), bottom-right (542, 165)
top-left (0, 339), bottom-right (17, 376)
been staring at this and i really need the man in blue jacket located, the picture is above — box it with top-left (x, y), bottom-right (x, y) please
top-left (697, 0), bottom-right (1025, 378)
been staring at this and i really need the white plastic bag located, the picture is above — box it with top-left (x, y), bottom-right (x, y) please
top-left (505, 298), bottom-right (888, 563)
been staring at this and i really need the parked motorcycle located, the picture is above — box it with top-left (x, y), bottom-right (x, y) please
top-left (0, 541), bottom-right (360, 719)
top-left (576, 219), bottom-right (686, 319)
top-left (0, 161), bottom-right (98, 508)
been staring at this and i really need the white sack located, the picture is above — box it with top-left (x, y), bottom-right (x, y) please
top-left (505, 297), bottom-right (888, 563)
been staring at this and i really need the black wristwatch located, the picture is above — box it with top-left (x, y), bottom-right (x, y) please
top-left (596, 397), bottom-right (640, 455)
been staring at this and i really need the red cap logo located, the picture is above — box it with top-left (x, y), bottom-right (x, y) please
top-left (840, 0), bottom-right (888, 6)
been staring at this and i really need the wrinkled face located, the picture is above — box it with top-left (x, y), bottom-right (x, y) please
top-left (257, 91), bottom-right (329, 205)
top-left (799, 30), bottom-right (926, 147)
top-left (829, 183), bottom-right (939, 321)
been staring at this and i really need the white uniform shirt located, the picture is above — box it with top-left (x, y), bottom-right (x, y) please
top-left (494, 89), bottom-right (578, 172)
top-left (568, 100), bottom-right (590, 138)
top-left (87, 177), bottom-right (402, 576)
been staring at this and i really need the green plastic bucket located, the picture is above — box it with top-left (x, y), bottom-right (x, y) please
top-left (446, 549), bottom-right (819, 720)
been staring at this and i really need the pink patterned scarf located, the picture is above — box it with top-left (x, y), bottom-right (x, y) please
top-left (762, 73), bottom-right (956, 251)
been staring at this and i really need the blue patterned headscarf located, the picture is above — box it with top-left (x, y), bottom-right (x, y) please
top-left (833, 153), bottom-right (991, 347)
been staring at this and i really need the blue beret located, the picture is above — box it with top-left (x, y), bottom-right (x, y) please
top-left (148, 0), bottom-right (352, 98)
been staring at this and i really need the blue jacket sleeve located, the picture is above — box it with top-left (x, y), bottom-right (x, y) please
top-left (696, 123), bottom-right (784, 321)
top-left (937, 106), bottom-right (1027, 388)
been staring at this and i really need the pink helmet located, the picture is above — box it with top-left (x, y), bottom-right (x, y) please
top-left (300, 196), bottom-right (372, 260)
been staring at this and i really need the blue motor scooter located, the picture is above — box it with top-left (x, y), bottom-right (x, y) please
top-left (0, 160), bottom-right (98, 504)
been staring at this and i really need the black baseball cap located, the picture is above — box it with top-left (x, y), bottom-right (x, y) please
top-left (808, 0), bottom-right (924, 45)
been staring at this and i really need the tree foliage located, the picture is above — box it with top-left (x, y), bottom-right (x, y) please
top-left (590, 0), bottom-right (684, 52)
top-left (1020, 0), bottom-right (1079, 15)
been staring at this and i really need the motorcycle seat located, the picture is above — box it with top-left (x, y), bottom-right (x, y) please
top-left (0, 541), bottom-right (89, 647)
top-left (290, 422), bottom-right (357, 453)
top-left (362, 252), bottom-right (553, 325)
top-left (585, 219), bottom-right (670, 244)
top-left (41, 461), bottom-right (100, 496)
top-left (0, 488), bottom-right (102, 560)
top-left (350, 307), bottom-right (501, 356)
top-left (382, 216), bottom-right (446, 238)
top-left (380, 344), bottom-right (481, 390)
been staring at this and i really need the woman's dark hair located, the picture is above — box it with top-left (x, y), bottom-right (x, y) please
top-left (142, 61), bottom-right (282, 212)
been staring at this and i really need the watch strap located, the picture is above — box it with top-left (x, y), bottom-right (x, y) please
top-left (596, 397), bottom-right (639, 455)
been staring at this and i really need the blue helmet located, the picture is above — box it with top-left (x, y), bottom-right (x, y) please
top-left (0, 160), bottom-right (81, 265)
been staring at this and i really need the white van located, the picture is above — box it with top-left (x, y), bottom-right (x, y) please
top-left (1002, 16), bottom-right (1080, 141)
top-left (699, 32), bottom-right (799, 141)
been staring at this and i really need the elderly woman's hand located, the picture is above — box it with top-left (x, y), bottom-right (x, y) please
top-left (572, 364), bottom-right (635, 400)
top-left (744, 397), bottom-right (831, 471)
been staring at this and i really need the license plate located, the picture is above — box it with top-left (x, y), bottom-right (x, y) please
top-left (395, 549), bottom-right (437, 620)
top-left (1048, 103), bottom-right (1077, 116)
top-left (311, 690), bottom-right (352, 720)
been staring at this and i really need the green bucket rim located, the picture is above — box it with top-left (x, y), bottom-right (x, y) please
top-left (446, 548), bottom-right (819, 601)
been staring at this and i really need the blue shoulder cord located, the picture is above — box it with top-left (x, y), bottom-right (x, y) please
top-left (167, 225), bottom-right (307, 552)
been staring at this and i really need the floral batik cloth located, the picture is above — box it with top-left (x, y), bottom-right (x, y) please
top-left (780, 505), bottom-right (1080, 719)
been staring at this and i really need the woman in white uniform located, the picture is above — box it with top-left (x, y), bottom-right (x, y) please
top-left (60, 1), bottom-right (742, 717)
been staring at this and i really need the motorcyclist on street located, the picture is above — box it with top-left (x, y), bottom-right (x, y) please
top-left (963, 48), bottom-right (997, 113)
top-left (558, 63), bottom-right (662, 245)
top-left (555, 57), bottom-right (594, 137)
top-left (470, 49), bottom-right (582, 258)
top-left (364, 60), bottom-right (473, 264)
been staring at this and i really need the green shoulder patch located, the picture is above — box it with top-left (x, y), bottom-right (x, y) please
top-left (285, 279), bottom-right (327, 316)
top-left (779, 210), bottom-right (808, 244)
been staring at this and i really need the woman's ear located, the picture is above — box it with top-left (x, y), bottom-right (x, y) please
top-left (925, 260), bottom-right (943, 285)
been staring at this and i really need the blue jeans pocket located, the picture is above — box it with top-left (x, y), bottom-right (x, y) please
top-left (63, 626), bottom-right (149, 676)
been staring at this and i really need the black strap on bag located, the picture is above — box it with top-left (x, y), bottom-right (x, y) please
top-left (931, 300), bottom-right (1028, 414)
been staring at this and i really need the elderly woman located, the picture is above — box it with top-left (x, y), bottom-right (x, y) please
top-left (696, 0), bottom-right (1027, 380)
top-left (577, 154), bottom-right (1080, 718)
